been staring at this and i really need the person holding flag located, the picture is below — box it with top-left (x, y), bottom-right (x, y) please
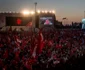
top-left (36, 28), bottom-right (45, 55)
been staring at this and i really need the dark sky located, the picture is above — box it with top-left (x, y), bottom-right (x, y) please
top-left (0, 0), bottom-right (85, 23)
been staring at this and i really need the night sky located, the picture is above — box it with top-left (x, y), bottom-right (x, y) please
top-left (0, 0), bottom-right (85, 24)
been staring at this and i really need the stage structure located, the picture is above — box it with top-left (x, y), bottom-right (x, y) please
top-left (0, 11), bottom-right (56, 30)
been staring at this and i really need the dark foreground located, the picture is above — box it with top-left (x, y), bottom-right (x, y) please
top-left (32, 55), bottom-right (85, 70)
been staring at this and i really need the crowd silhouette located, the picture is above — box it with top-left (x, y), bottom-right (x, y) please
top-left (0, 28), bottom-right (85, 70)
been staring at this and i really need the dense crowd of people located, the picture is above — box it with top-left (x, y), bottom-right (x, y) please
top-left (0, 28), bottom-right (85, 70)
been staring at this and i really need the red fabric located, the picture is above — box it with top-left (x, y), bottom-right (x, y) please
top-left (3, 50), bottom-right (8, 59)
top-left (24, 58), bottom-right (36, 70)
top-left (0, 44), bottom-right (3, 48)
top-left (0, 59), bottom-right (3, 67)
top-left (21, 40), bottom-right (27, 50)
top-left (15, 51), bottom-right (20, 61)
top-left (56, 44), bottom-right (62, 49)
top-left (48, 40), bottom-right (53, 46)
top-left (37, 30), bottom-right (44, 54)
top-left (26, 22), bottom-right (32, 27)
top-left (12, 60), bottom-right (18, 65)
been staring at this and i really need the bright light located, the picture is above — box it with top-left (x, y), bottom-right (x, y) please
top-left (42, 11), bottom-right (45, 13)
top-left (52, 10), bottom-right (55, 13)
top-left (22, 10), bottom-right (30, 15)
top-left (45, 10), bottom-right (48, 13)
top-left (30, 11), bottom-right (35, 15)
top-left (49, 11), bottom-right (52, 13)
top-left (37, 10), bottom-right (40, 13)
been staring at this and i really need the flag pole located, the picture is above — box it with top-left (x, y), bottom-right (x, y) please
top-left (34, 2), bottom-right (37, 29)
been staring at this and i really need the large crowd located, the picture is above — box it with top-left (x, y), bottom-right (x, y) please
top-left (0, 28), bottom-right (85, 70)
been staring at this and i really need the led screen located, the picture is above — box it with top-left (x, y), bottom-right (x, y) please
top-left (39, 17), bottom-right (53, 25)
top-left (82, 19), bottom-right (85, 29)
top-left (6, 17), bottom-right (32, 26)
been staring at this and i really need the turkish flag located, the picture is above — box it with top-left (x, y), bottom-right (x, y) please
top-left (37, 29), bottom-right (44, 54)
top-left (26, 22), bottom-right (32, 26)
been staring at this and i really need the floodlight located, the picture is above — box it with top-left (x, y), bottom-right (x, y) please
top-left (22, 10), bottom-right (30, 15)
top-left (45, 10), bottom-right (48, 13)
top-left (52, 10), bottom-right (55, 13)
top-left (30, 11), bottom-right (35, 15)
top-left (37, 10), bottom-right (40, 13)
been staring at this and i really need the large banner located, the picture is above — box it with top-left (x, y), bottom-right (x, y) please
top-left (6, 16), bottom-right (32, 26)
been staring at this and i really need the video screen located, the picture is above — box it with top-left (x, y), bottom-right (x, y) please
top-left (6, 17), bottom-right (32, 26)
top-left (39, 17), bottom-right (53, 25)
top-left (82, 19), bottom-right (85, 29)
top-left (82, 23), bottom-right (85, 29)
